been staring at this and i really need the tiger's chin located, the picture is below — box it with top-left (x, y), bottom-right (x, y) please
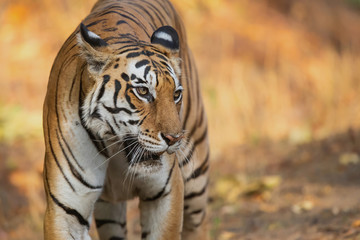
top-left (122, 139), bottom-right (162, 170)
top-left (130, 159), bottom-right (164, 174)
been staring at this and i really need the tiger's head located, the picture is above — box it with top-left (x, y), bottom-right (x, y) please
top-left (77, 23), bottom-right (185, 169)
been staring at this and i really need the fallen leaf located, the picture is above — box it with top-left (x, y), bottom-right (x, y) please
top-left (219, 231), bottom-right (236, 240)
top-left (214, 175), bottom-right (244, 203)
top-left (352, 220), bottom-right (360, 228)
top-left (339, 152), bottom-right (360, 166)
top-left (244, 175), bottom-right (281, 197)
top-left (291, 200), bottom-right (314, 214)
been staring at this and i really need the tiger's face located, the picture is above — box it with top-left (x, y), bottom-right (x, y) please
top-left (79, 24), bottom-right (185, 167)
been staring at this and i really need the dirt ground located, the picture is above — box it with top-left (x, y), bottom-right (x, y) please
top-left (208, 129), bottom-right (360, 240)
top-left (1, 129), bottom-right (360, 240)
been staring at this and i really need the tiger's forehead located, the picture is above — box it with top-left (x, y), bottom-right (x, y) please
top-left (127, 59), bottom-right (157, 88)
top-left (125, 55), bottom-right (180, 89)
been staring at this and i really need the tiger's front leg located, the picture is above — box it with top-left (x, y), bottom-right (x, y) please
top-left (43, 111), bottom-right (109, 240)
top-left (138, 158), bottom-right (184, 240)
top-left (43, 151), bottom-right (107, 240)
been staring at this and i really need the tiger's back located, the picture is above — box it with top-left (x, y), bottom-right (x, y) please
top-left (43, 0), bottom-right (209, 239)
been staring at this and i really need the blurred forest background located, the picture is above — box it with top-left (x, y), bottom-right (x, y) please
top-left (1, 0), bottom-right (360, 239)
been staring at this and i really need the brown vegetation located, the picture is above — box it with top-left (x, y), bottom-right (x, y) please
top-left (1, 0), bottom-right (360, 239)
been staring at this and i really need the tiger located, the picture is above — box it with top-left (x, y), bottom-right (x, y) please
top-left (43, 0), bottom-right (209, 239)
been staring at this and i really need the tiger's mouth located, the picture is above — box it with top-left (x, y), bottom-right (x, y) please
top-left (123, 139), bottom-right (164, 164)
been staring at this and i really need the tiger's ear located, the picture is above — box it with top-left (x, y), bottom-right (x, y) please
top-left (77, 23), bottom-right (112, 75)
top-left (151, 26), bottom-right (180, 52)
top-left (151, 26), bottom-right (181, 76)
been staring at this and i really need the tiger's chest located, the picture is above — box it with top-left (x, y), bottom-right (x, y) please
top-left (100, 149), bottom-right (177, 202)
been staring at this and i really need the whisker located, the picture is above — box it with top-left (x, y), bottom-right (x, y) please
top-left (91, 135), bottom-right (119, 142)
top-left (92, 140), bottom-right (139, 170)
top-left (92, 138), bottom-right (123, 158)
top-left (128, 146), bottom-right (143, 192)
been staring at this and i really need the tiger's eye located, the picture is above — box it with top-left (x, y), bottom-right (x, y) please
top-left (136, 87), bottom-right (149, 96)
top-left (174, 90), bottom-right (182, 101)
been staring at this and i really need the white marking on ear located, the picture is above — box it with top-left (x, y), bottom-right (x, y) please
top-left (155, 32), bottom-right (173, 42)
top-left (88, 30), bottom-right (101, 40)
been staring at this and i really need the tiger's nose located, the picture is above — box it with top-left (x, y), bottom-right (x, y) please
top-left (161, 133), bottom-right (184, 146)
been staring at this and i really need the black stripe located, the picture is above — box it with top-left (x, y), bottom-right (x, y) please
top-left (114, 79), bottom-right (122, 107)
top-left (106, 120), bottom-right (117, 135)
top-left (143, 66), bottom-right (151, 79)
top-left (125, 85), bottom-right (137, 109)
top-left (160, 0), bottom-right (176, 18)
top-left (135, 59), bottom-right (150, 68)
top-left (97, 75), bottom-right (110, 101)
top-left (91, 106), bottom-right (102, 120)
top-left (70, 233), bottom-right (76, 240)
top-left (49, 190), bottom-right (90, 228)
top-left (143, 50), bottom-right (155, 57)
top-left (88, 91), bottom-right (95, 116)
top-left (143, 159), bottom-right (176, 201)
top-left (182, 54), bottom-right (192, 129)
top-left (126, 52), bottom-right (141, 58)
top-left (44, 165), bottom-right (89, 228)
top-left (160, 61), bottom-right (171, 69)
top-left (58, 76), bottom-right (86, 174)
top-left (134, 77), bottom-right (147, 84)
top-left (190, 209), bottom-right (203, 215)
top-left (184, 181), bottom-right (208, 200)
top-left (103, 104), bottom-right (133, 115)
top-left (86, 19), bottom-right (106, 28)
top-left (186, 150), bottom-right (209, 182)
top-left (114, 40), bottom-right (136, 45)
top-left (141, 232), bottom-right (150, 239)
top-left (140, 0), bottom-right (166, 25)
top-left (69, 75), bottom-right (77, 102)
top-left (53, 46), bottom-right (86, 183)
top-left (193, 211), bottom-right (206, 228)
top-left (103, 36), bottom-right (134, 43)
top-left (120, 2), bottom-right (156, 31)
top-left (109, 237), bottom-right (125, 240)
top-left (128, 120), bottom-right (139, 125)
top-left (108, 5), bottom-right (151, 36)
top-left (181, 144), bottom-right (194, 167)
top-left (138, 114), bottom-right (148, 125)
top-left (116, 20), bottom-right (127, 25)
top-left (113, 115), bottom-right (121, 130)
top-left (56, 130), bottom-right (103, 189)
top-left (156, 54), bottom-right (168, 61)
top-left (124, 2), bottom-right (157, 30)
top-left (188, 108), bottom-right (204, 139)
top-left (98, 9), bottom-right (150, 38)
top-left (47, 125), bottom-right (75, 192)
top-left (118, 47), bottom-right (140, 55)
top-left (103, 27), bottom-right (118, 32)
top-left (95, 219), bottom-right (126, 228)
top-left (162, 190), bottom-right (171, 198)
top-left (79, 72), bottom-right (110, 158)
top-left (121, 73), bottom-right (130, 81)
top-left (181, 128), bottom-right (208, 166)
top-left (194, 128), bottom-right (208, 146)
